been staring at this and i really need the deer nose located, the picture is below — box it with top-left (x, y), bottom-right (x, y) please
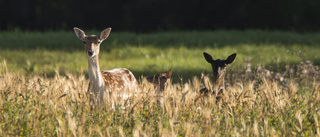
top-left (87, 50), bottom-right (94, 56)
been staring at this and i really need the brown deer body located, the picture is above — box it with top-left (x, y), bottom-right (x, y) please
top-left (200, 52), bottom-right (236, 101)
top-left (73, 27), bottom-right (138, 105)
top-left (146, 69), bottom-right (172, 105)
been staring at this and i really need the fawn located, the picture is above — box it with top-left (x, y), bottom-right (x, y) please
top-left (200, 52), bottom-right (236, 101)
top-left (73, 27), bottom-right (138, 106)
top-left (146, 69), bottom-right (172, 105)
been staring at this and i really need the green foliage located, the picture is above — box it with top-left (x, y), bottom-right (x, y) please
top-left (3, 0), bottom-right (320, 32)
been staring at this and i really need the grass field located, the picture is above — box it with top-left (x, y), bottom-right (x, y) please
top-left (1, 30), bottom-right (320, 81)
top-left (0, 30), bottom-right (320, 136)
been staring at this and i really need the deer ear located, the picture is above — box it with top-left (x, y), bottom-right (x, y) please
top-left (203, 52), bottom-right (214, 63)
top-left (100, 28), bottom-right (111, 41)
top-left (73, 27), bottom-right (86, 41)
top-left (226, 53), bottom-right (237, 64)
top-left (166, 69), bottom-right (172, 79)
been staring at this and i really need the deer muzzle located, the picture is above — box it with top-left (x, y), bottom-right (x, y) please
top-left (87, 50), bottom-right (94, 57)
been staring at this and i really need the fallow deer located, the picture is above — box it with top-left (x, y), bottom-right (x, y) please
top-left (200, 52), bottom-right (236, 102)
top-left (146, 69), bottom-right (172, 105)
top-left (73, 27), bottom-right (138, 106)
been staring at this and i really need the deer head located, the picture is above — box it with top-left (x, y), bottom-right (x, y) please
top-left (203, 52), bottom-right (236, 86)
top-left (146, 69), bottom-right (172, 91)
top-left (73, 27), bottom-right (111, 58)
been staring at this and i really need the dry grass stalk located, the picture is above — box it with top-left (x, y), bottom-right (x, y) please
top-left (1, 60), bottom-right (320, 136)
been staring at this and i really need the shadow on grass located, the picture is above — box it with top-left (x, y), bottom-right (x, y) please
top-left (37, 68), bottom-right (206, 84)
top-left (1, 30), bottom-right (320, 51)
top-left (38, 60), bottom-right (315, 84)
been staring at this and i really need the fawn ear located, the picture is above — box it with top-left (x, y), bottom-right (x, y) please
top-left (226, 53), bottom-right (237, 64)
top-left (166, 69), bottom-right (172, 79)
top-left (100, 28), bottom-right (111, 41)
top-left (73, 27), bottom-right (86, 41)
top-left (203, 52), bottom-right (214, 63)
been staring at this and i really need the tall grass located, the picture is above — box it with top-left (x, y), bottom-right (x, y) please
top-left (0, 59), bottom-right (319, 136)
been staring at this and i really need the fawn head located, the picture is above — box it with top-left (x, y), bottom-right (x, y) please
top-left (146, 69), bottom-right (172, 90)
top-left (203, 52), bottom-right (236, 82)
top-left (73, 27), bottom-right (111, 58)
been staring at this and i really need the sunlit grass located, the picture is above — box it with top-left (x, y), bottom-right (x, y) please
top-left (1, 30), bottom-right (320, 81)
top-left (1, 30), bottom-right (320, 80)
top-left (0, 44), bottom-right (318, 83)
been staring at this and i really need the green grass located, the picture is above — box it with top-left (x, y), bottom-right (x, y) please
top-left (0, 30), bottom-right (320, 82)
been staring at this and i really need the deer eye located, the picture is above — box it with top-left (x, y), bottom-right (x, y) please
top-left (97, 41), bottom-right (101, 44)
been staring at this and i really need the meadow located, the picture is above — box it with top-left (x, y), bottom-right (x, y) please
top-left (0, 30), bottom-right (320, 136)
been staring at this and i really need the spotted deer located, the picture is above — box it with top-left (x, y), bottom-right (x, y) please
top-left (73, 27), bottom-right (138, 105)
top-left (200, 52), bottom-right (236, 102)
top-left (146, 69), bottom-right (172, 105)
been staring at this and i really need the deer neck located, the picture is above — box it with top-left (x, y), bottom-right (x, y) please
top-left (213, 74), bottom-right (225, 93)
top-left (88, 55), bottom-right (106, 95)
top-left (155, 84), bottom-right (165, 94)
top-left (160, 84), bottom-right (166, 92)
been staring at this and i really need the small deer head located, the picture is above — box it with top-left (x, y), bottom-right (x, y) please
top-left (146, 69), bottom-right (172, 91)
top-left (73, 27), bottom-right (111, 58)
top-left (203, 52), bottom-right (236, 83)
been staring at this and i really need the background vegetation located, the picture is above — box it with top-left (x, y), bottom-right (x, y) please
top-left (2, 0), bottom-right (320, 32)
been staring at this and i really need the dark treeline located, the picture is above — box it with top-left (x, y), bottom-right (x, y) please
top-left (1, 0), bottom-right (320, 32)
